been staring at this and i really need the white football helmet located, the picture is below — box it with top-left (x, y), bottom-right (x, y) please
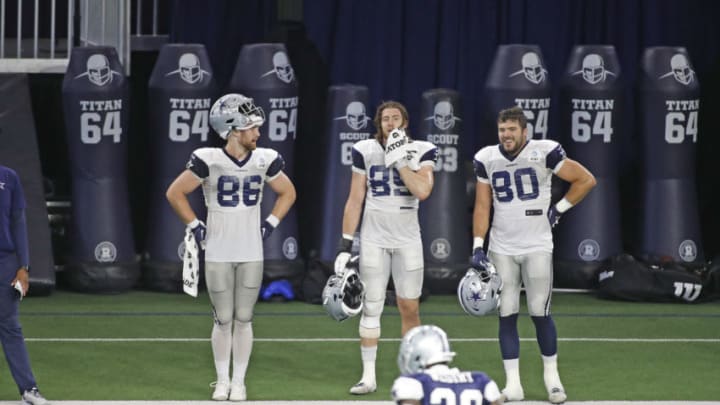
top-left (322, 263), bottom-right (365, 322)
top-left (457, 264), bottom-right (502, 317)
top-left (209, 93), bottom-right (265, 139)
top-left (397, 325), bottom-right (456, 375)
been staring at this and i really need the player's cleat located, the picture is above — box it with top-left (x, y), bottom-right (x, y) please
top-left (349, 380), bottom-right (377, 395)
top-left (499, 384), bottom-right (524, 402)
top-left (548, 387), bottom-right (567, 404)
top-left (210, 381), bottom-right (230, 401)
top-left (229, 382), bottom-right (247, 401)
top-left (21, 387), bottom-right (49, 405)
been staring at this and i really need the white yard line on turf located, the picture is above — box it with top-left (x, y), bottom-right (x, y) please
top-left (0, 401), bottom-right (719, 404)
top-left (22, 337), bottom-right (720, 343)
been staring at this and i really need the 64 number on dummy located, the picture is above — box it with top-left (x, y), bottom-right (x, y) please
top-left (169, 110), bottom-right (209, 142)
top-left (80, 111), bottom-right (121, 144)
top-left (268, 107), bottom-right (297, 141)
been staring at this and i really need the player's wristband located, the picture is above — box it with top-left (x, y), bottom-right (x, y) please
top-left (555, 198), bottom-right (574, 213)
top-left (188, 218), bottom-right (201, 228)
top-left (473, 237), bottom-right (484, 250)
top-left (338, 234), bottom-right (354, 252)
top-left (265, 214), bottom-right (280, 228)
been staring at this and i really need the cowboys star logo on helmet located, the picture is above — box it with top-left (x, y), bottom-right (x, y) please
top-left (209, 93), bottom-right (266, 140)
top-left (457, 264), bottom-right (502, 317)
top-left (509, 52), bottom-right (548, 84)
top-left (424, 101), bottom-right (461, 130)
top-left (572, 54), bottom-right (616, 84)
top-left (261, 51), bottom-right (295, 83)
top-left (165, 53), bottom-right (211, 84)
top-left (659, 53), bottom-right (695, 85)
top-left (74, 54), bottom-right (123, 86)
top-left (334, 101), bottom-right (370, 131)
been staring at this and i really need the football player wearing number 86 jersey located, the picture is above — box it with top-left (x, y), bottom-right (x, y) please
top-left (336, 100), bottom-right (438, 395)
top-left (166, 93), bottom-right (296, 401)
top-left (472, 106), bottom-right (595, 403)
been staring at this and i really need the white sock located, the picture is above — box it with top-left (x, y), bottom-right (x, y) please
top-left (211, 322), bottom-right (232, 383)
top-left (503, 358), bottom-right (522, 389)
top-left (231, 321), bottom-right (253, 386)
top-left (360, 345), bottom-right (377, 383)
top-left (542, 354), bottom-right (564, 390)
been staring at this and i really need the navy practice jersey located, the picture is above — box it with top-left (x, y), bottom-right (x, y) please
top-left (0, 166), bottom-right (25, 260)
top-left (473, 139), bottom-right (566, 255)
top-left (187, 147), bottom-right (284, 262)
top-left (392, 364), bottom-right (501, 405)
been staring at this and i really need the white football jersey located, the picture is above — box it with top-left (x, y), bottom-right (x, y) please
top-left (474, 139), bottom-right (566, 255)
top-left (187, 147), bottom-right (284, 262)
top-left (351, 138), bottom-right (438, 247)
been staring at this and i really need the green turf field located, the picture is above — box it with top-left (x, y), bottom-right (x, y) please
top-left (1, 290), bottom-right (719, 401)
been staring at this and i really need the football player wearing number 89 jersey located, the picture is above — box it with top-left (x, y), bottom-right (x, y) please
top-left (336, 101), bottom-right (438, 395)
top-left (166, 93), bottom-right (296, 401)
top-left (472, 106), bottom-right (595, 404)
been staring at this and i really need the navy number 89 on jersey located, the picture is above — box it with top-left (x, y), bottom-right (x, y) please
top-left (368, 165), bottom-right (411, 197)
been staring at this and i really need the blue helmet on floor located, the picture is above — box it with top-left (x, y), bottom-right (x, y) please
top-left (261, 279), bottom-right (295, 301)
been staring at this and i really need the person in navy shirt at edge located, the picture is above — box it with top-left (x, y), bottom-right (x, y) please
top-left (0, 165), bottom-right (50, 405)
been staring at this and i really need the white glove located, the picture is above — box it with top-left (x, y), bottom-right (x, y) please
top-left (394, 143), bottom-right (420, 171)
top-left (334, 252), bottom-right (351, 275)
top-left (384, 128), bottom-right (410, 167)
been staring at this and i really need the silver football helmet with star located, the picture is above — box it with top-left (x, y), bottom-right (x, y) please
top-left (209, 93), bottom-right (265, 139)
top-left (457, 263), bottom-right (502, 317)
top-left (397, 325), bottom-right (456, 375)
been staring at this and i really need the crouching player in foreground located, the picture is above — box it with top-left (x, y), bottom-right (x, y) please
top-left (392, 325), bottom-right (503, 405)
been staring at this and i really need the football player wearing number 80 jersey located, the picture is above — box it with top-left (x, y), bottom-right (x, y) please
top-left (472, 106), bottom-right (595, 404)
top-left (166, 93), bottom-right (296, 401)
top-left (336, 101), bottom-right (438, 395)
